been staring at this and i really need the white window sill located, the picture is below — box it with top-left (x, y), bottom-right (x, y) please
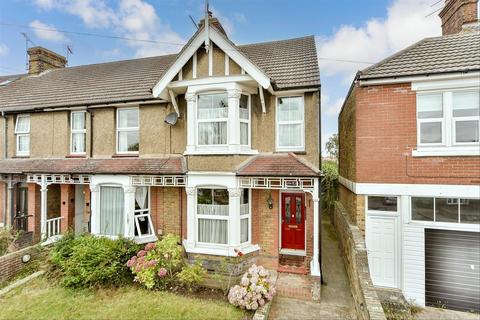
top-left (412, 147), bottom-right (480, 157)
top-left (134, 235), bottom-right (158, 244)
top-left (184, 148), bottom-right (259, 156)
top-left (183, 240), bottom-right (260, 257)
top-left (276, 147), bottom-right (305, 153)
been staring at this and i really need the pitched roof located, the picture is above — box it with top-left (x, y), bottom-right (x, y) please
top-left (359, 31), bottom-right (480, 80)
top-left (0, 157), bottom-right (186, 175)
top-left (236, 153), bottom-right (320, 177)
top-left (0, 36), bottom-right (319, 112)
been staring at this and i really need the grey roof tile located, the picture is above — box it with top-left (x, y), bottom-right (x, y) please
top-left (360, 31), bottom-right (480, 80)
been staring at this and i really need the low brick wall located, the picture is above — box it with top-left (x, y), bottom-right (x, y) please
top-left (0, 245), bottom-right (42, 283)
top-left (333, 202), bottom-right (386, 320)
top-left (8, 232), bottom-right (34, 252)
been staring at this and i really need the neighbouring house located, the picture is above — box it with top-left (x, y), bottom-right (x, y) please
top-left (338, 0), bottom-right (480, 313)
top-left (0, 14), bottom-right (321, 277)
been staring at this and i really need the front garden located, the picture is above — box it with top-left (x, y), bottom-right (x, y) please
top-left (0, 232), bottom-right (276, 319)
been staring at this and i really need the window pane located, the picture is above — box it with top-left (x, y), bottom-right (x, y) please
top-left (460, 199), bottom-right (480, 224)
top-left (278, 97), bottom-right (303, 121)
top-left (118, 131), bottom-right (139, 152)
top-left (240, 94), bottom-right (249, 120)
top-left (417, 94), bottom-right (443, 118)
top-left (18, 135), bottom-right (29, 152)
top-left (420, 122), bottom-right (442, 143)
top-left (72, 133), bottom-right (85, 153)
top-left (72, 112), bottom-right (85, 130)
top-left (214, 189), bottom-right (229, 205)
top-left (198, 122), bottom-right (227, 145)
top-left (15, 116), bottom-right (30, 133)
top-left (279, 123), bottom-right (302, 147)
top-left (118, 109), bottom-right (138, 128)
top-left (134, 187), bottom-right (148, 210)
top-left (412, 197), bottom-right (434, 221)
top-left (453, 91), bottom-right (480, 117)
top-left (198, 93), bottom-right (228, 119)
top-left (240, 218), bottom-right (249, 243)
top-left (100, 186), bottom-right (124, 236)
top-left (368, 196), bottom-right (398, 212)
top-left (455, 120), bottom-right (479, 143)
top-left (241, 189), bottom-right (249, 205)
top-left (240, 122), bottom-right (248, 145)
top-left (435, 198), bottom-right (459, 223)
top-left (198, 219), bottom-right (227, 244)
top-left (197, 189), bottom-right (213, 204)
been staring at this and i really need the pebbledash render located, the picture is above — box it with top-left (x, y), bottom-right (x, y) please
top-left (338, 0), bottom-right (480, 314)
top-left (0, 16), bottom-right (322, 277)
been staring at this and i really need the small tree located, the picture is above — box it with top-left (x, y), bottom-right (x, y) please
top-left (325, 134), bottom-right (338, 159)
top-left (321, 160), bottom-right (338, 214)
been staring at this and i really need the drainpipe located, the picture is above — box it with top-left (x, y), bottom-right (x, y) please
top-left (2, 111), bottom-right (7, 226)
top-left (318, 85), bottom-right (323, 284)
top-left (86, 108), bottom-right (93, 158)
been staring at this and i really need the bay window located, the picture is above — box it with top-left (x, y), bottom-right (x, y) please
top-left (70, 111), bottom-right (86, 154)
top-left (411, 196), bottom-right (480, 224)
top-left (197, 93), bottom-right (228, 145)
top-left (117, 108), bottom-right (139, 153)
top-left (15, 115), bottom-right (30, 156)
top-left (197, 188), bottom-right (229, 244)
top-left (99, 186), bottom-right (124, 236)
top-left (276, 96), bottom-right (305, 151)
top-left (240, 94), bottom-right (250, 146)
top-left (240, 189), bottom-right (250, 243)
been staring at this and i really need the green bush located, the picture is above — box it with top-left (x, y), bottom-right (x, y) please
top-left (127, 234), bottom-right (206, 291)
top-left (0, 227), bottom-right (15, 256)
top-left (49, 233), bottom-right (139, 288)
top-left (321, 160), bottom-right (338, 214)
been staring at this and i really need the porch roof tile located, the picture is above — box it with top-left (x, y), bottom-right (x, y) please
top-left (236, 153), bottom-right (320, 177)
top-left (0, 156), bottom-right (186, 175)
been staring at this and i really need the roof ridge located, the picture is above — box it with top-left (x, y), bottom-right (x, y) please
top-left (238, 35), bottom-right (315, 47)
top-left (288, 152), bottom-right (320, 175)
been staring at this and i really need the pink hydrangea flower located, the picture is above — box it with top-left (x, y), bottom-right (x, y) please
top-left (158, 267), bottom-right (167, 278)
top-left (137, 250), bottom-right (147, 257)
top-left (144, 242), bottom-right (156, 251)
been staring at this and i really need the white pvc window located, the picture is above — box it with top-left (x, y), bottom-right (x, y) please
top-left (417, 93), bottom-right (444, 145)
top-left (411, 197), bottom-right (480, 224)
top-left (452, 91), bottom-right (479, 144)
top-left (117, 108), bottom-right (139, 153)
top-left (70, 111), bottom-right (86, 154)
top-left (15, 115), bottom-right (30, 156)
top-left (240, 94), bottom-right (250, 146)
top-left (240, 189), bottom-right (250, 243)
top-left (196, 188), bottom-right (229, 244)
top-left (134, 187), bottom-right (154, 238)
top-left (99, 186), bottom-right (124, 236)
top-left (276, 96), bottom-right (305, 151)
top-left (197, 93), bottom-right (228, 146)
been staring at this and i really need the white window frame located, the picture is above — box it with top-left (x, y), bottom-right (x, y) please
top-left (275, 94), bottom-right (305, 152)
top-left (416, 92), bottom-right (445, 147)
top-left (239, 94), bottom-right (251, 148)
top-left (196, 92), bottom-right (229, 147)
top-left (195, 187), bottom-right (230, 246)
top-left (239, 189), bottom-right (251, 244)
top-left (134, 186), bottom-right (155, 239)
top-left (116, 107), bottom-right (139, 154)
top-left (98, 184), bottom-right (126, 237)
top-left (70, 111), bottom-right (86, 155)
top-left (15, 114), bottom-right (30, 157)
top-left (414, 88), bottom-right (480, 156)
top-left (410, 196), bottom-right (480, 225)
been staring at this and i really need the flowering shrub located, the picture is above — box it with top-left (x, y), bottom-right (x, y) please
top-left (127, 234), bottom-right (206, 291)
top-left (228, 264), bottom-right (276, 310)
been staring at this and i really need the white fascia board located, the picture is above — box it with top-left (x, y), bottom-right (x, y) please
top-left (411, 73), bottom-right (480, 91)
top-left (358, 71), bottom-right (480, 87)
top-left (152, 33), bottom-right (206, 98)
top-left (169, 75), bottom-right (254, 89)
top-left (339, 176), bottom-right (480, 198)
top-left (208, 28), bottom-right (271, 89)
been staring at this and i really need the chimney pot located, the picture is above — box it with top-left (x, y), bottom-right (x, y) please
top-left (27, 46), bottom-right (67, 75)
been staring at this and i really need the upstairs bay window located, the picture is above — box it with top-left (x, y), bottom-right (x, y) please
top-left (197, 93), bottom-right (228, 145)
top-left (70, 111), bottom-right (86, 154)
top-left (117, 108), bottom-right (139, 153)
top-left (276, 96), bottom-right (305, 151)
top-left (15, 115), bottom-right (30, 156)
top-left (416, 90), bottom-right (479, 154)
top-left (240, 94), bottom-right (250, 146)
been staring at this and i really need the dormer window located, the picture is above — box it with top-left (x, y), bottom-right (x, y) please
top-left (185, 83), bottom-right (255, 155)
top-left (15, 115), bottom-right (30, 157)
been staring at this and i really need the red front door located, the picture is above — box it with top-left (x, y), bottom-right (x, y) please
top-left (281, 193), bottom-right (305, 250)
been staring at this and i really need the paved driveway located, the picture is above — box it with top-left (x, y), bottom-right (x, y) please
top-left (270, 214), bottom-right (356, 320)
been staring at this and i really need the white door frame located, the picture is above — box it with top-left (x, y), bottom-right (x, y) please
top-left (365, 195), bottom-right (402, 289)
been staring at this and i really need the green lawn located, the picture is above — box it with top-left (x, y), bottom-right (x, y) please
top-left (0, 277), bottom-right (245, 320)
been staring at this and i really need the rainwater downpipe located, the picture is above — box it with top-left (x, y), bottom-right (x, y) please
top-left (1, 111), bottom-right (7, 226)
top-left (317, 85), bottom-right (323, 284)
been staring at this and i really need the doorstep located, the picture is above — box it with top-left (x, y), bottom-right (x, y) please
top-left (275, 272), bottom-right (320, 302)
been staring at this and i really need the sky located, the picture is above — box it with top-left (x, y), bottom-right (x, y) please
top-left (0, 0), bottom-right (443, 154)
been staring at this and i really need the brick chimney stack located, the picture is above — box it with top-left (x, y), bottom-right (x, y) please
top-left (27, 46), bottom-right (67, 75)
top-left (198, 12), bottom-right (228, 37)
top-left (439, 0), bottom-right (479, 35)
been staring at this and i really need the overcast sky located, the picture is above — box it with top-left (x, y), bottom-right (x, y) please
top-left (0, 0), bottom-right (442, 154)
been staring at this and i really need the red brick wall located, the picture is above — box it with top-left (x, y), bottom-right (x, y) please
top-left (60, 184), bottom-right (75, 233)
top-left (0, 182), bottom-right (4, 226)
top-left (439, 0), bottom-right (478, 35)
top-left (0, 245), bottom-right (41, 283)
top-left (150, 187), bottom-right (183, 237)
top-left (354, 83), bottom-right (480, 185)
top-left (27, 183), bottom-right (41, 242)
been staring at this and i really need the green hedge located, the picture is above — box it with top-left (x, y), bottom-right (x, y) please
top-left (321, 160), bottom-right (338, 214)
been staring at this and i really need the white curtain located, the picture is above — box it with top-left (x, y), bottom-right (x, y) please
top-left (240, 123), bottom-right (248, 145)
top-left (198, 219), bottom-right (227, 244)
top-left (135, 187), bottom-right (148, 210)
top-left (72, 112), bottom-right (85, 130)
top-left (118, 108), bottom-right (138, 128)
top-left (240, 217), bottom-right (248, 243)
top-left (198, 122), bottom-right (227, 145)
top-left (279, 123), bottom-right (302, 146)
top-left (15, 116), bottom-right (30, 133)
top-left (453, 91), bottom-right (479, 117)
top-left (197, 204), bottom-right (229, 216)
top-left (72, 133), bottom-right (85, 153)
top-left (417, 93), bottom-right (443, 118)
top-left (100, 186), bottom-right (124, 236)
